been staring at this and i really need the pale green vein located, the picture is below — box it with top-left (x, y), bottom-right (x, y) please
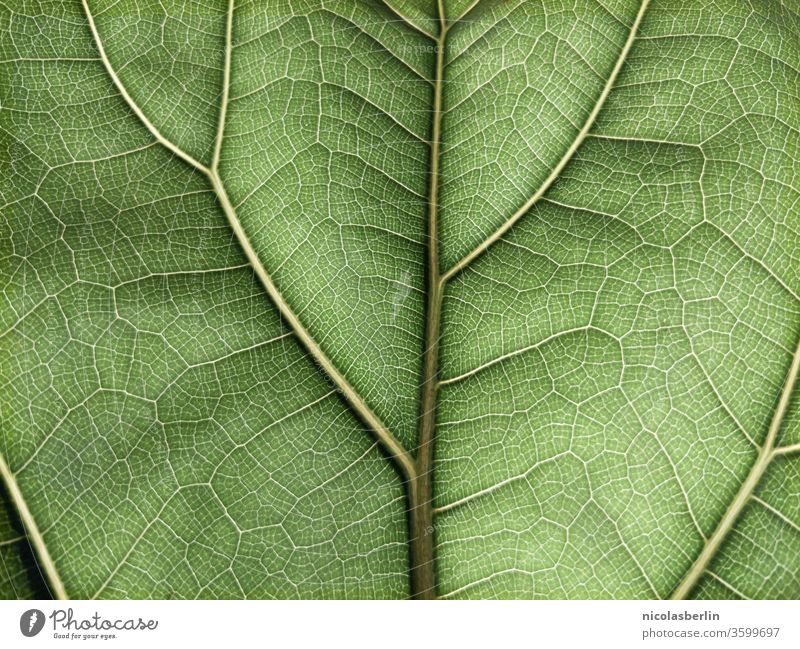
top-left (440, 0), bottom-right (652, 284)
top-left (438, 567), bottom-right (524, 599)
top-left (773, 442), bottom-right (800, 457)
top-left (432, 452), bottom-right (571, 515)
top-left (0, 452), bottom-right (68, 599)
top-left (81, 0), bottom-right (210, 174)
top-left (211, 0), bottom-right (235, 173)
top-left (751, 496), bottom-right (800, 535)
top-left (208, 163), bottom-right (416, 486)
top-left (438, 325), bottom-right (591, 386)
top-left (379, 0), bottom-right (437, 40)
top-left (450, 0), bottom-right (485, 26)
top-left (80, 0), bottom-right (416, 485)
top-left (671, 333), bottom-right (800, 599)
top-left (706, 571), bottom-right (751, 599)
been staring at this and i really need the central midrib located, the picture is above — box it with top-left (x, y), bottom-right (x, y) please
top-left (415, 0), bottom-right (800, 603)
top-left (407, 0), bottom-right (448, 601)
top-left (407, 0), bottom-right (656, 599)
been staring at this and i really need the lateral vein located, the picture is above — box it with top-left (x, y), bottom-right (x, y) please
top-left (0, 452), bottom-right (68, 599)
top-left (211, 0), bottom-right (235, 172)
top-left (670, 333), bottom-right (800, 599)
top-left (773, 442), bottom-right (800, 457)
top-left (438, 325), bottom-right (591, 387)
top-left (206, 175), bottom-right (417, 483)
top-left (82, 0), bottom-right (415, 486)
top-left (379, 0), bottom-right (438, 40)
top-left (207, 3), bottom-right (416, 486)
top-left (451, 0), bottom-right (485, 26)
top-left (751, 496), bottom-right (800, 535)
top-left (81, 0), bottom-right (210, 174)
top-left (440, 0), bottom-right (652, 284)
top-left (706, 571), bottom-right (751, 600)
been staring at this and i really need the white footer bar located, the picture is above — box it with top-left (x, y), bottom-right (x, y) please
top-left (1, 599), bottom-right (797, 648)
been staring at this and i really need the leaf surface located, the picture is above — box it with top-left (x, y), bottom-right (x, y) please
top-left (1, 0), bottom-right (799, 599)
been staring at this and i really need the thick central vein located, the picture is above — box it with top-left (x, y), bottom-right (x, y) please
top-left (408, 0), bottom-right (448, 601)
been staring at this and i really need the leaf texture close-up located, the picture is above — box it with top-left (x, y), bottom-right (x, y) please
top-left (1, 0), bottom-right (799, 600)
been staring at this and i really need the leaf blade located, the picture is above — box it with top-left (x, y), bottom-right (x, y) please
top-left (2, 0), bottom-right (799, 600)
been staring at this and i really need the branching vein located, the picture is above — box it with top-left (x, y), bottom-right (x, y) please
top-left (671, 333), bottom-right (800, 599)
top-left (440, 0), bottom-right (652, 284)
top-left (80, 0), bottom-right (416, 507)
top-left (0, 452), bottom-right (68, 599)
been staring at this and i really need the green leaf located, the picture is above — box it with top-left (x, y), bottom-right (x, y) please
top-left (1, 0), bottom-right (799, 600)
top-left (0, 477), bottom-right (49, 598)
